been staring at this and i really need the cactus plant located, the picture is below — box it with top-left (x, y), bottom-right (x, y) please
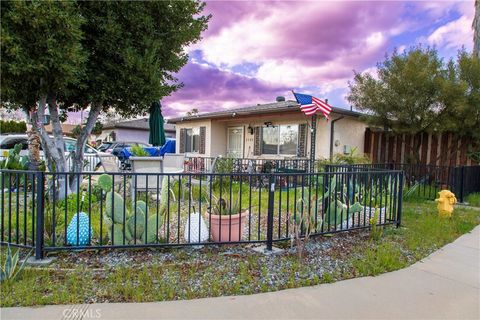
top-left (97, 174), bottom-right (113, 192)
top-left (106, 191), bottom-right (127, 223)
top-left (127, 207), bottom-right (146, 239)
top-left (96, 174), bottom-right (169, 245)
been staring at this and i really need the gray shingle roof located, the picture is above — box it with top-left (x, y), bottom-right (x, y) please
top-left (167, 100), bottom-right (362, 123)
top-left (104, 118), bottom-right (175, 132)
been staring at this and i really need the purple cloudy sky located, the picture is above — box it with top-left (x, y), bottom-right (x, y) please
top-left (160, 0), bottom-right (475, 118)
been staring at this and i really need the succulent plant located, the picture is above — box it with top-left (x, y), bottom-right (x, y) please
top-left (97, 174), bottom-right (113, 192)
top-left (144, 214), bottom-right (163, 243)
top-left (97, 174), bottom-right (169, 245)
top-left (208, 193), bottom-right (242, 216)
top-left (128, 206), bottom-right (146, 239)
top-left (105, 191), bottom-right (127, 223)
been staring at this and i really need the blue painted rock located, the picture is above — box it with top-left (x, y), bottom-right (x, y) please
top-left (66, 212), bottom-right (93, 246)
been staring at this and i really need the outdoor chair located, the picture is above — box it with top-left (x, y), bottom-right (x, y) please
top-left (82, 154), bottom-right (126, 191)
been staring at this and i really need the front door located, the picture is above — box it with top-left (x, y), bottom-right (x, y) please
top-left (227, 127), bottom-right (243, 158)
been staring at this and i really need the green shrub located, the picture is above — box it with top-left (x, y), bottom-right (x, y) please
top-left (131, 144), bottom-right (149, 157)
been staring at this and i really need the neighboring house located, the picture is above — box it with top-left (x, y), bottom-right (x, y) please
top-left (101, 118), bottom-right (176, 144)
top-left (168, 98), bottom-right (367, 160)
top-left (44, 123), bottom-right (78, 137)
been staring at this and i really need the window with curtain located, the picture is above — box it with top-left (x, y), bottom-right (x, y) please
top-left (261, 124), bottom-right (299, 155)
top-left (185, 127), bottom-right (200, 153)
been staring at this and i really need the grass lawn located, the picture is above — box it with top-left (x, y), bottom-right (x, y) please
top-left (1, 199), bottom-right (479, 307)
top-left (466, 192), bottom-right (480, 207)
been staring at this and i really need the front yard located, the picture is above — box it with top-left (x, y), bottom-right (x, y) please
top-left (1, 199), bottom-right (479, 307)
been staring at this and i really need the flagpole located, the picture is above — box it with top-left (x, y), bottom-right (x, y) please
top-left (310, 114), bottom-right (316, 173)
top-left (292, 90), bottom-right (316, 173)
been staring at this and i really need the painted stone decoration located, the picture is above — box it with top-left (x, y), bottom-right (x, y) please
top-left (183, 212), bottom-right (209, 243)
top-left (67, 212), bottom-right (93, 246)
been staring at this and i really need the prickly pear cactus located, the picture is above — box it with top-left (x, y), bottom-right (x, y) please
top-left (109, 223), bottom-right (126, 246)
top-left (66, 212), bottom-right (93, 246)
top-left (105, 191), bottom-right (126, 223)
top-left (144, 214), bottom-right (163, 243)
top-left (97, 174), bottom-right (113, 192)
top-left (158, 176), bottom-right (169, 216)
top-left (134, 200), bottom-right (147, 215)
top-left (127, 207), bottom-right (146, 239)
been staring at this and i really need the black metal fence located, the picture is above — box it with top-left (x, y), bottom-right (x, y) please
top-left (185, 157), bottom-right (480, 203)
top-left (326, 163), bottom-right (480, 202)
top-left (1, 168), bottom-right (403, 259)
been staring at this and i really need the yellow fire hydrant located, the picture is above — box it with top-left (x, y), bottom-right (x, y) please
top-left (435, 190), bottom-right (457, 218)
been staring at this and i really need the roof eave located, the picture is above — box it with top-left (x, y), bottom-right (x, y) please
top-left (168, 107), bottom-right (363, 123)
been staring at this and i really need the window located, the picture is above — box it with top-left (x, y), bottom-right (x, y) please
top-left (262, 124), bottom-right (299, 155)
top-left (185, 128), bottom-right (200, 153)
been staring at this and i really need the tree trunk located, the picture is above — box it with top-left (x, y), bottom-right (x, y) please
top-left (26, 128), bottom-right (42, 170)
top-left (69, 102), bottom-right (103, 193)
top-left (31, 95), bottom-right (70, 198)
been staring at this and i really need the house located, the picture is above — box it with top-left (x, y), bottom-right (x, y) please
top-left (168, 98), bottom-right (367, 160)
top-left (44, 123), bottom-right (78, 137)
top-left (100, 118), bottom-right (176, 144)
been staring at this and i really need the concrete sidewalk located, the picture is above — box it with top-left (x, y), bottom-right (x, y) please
top-left (2, 226), bottom-right (479, 320)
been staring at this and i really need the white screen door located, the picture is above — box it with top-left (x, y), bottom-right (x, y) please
top-left (227, 127), bottom-right (243, 158)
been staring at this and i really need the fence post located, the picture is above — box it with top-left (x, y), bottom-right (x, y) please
top-left (266, 174), bottom-right (275, 251)
top-left (459, 166), bottom-right (465, 203)
top-left (35, 171), bottom-right (45, 260)
top-left (396, 171), bottom-right (404, 228)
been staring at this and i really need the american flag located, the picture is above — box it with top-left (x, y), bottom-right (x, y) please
top-left (292, 91), bottom-right (332, 119)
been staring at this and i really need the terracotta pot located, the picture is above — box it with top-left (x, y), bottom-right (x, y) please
top-left (206, 210), bottom-right (249, 242)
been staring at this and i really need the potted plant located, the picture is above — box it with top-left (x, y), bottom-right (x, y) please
top-left (205, 194), bottom-right (248, 242)
top-left (129, 144), bottom-right (163, 193)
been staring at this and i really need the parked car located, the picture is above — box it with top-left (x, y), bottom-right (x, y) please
top-left (0, 134), bottom-right (110, 170)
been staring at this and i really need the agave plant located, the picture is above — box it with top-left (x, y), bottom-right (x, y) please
top-left (1, 245), bottom-right (32, 282)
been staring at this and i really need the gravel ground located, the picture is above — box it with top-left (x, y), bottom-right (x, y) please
top-left (47, 228), bottom-right (370, 288)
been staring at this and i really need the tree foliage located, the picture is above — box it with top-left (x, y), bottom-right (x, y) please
top-left (1, 0), bottom-right (209, 191)
top-left (347, 46), bottom-right (479, 161)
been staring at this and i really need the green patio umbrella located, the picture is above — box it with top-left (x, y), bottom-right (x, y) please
top-left (149, 101), bottom-right (166, 146)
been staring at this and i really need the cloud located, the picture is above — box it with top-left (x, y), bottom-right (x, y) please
top-left (164, 0), bottom-right (475, 119)
top-left (163, 62), bottom-right (289, 117)
top-left (428, 16), bottom-right (473, 50)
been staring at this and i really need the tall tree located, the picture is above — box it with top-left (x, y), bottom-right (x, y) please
top-left (474, 0), bottom-right (479, 58)
top-left (1, 1), bottom-right (209, 193)
top-left (347, 46), bottom-right (459, 162)
top-left (1, 1), bottom-right (86, 172)
top-left (348, 47), bottom-right (479, 163)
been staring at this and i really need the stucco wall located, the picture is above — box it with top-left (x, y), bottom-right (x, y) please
top-left (331, 117), bottom-right (368, 156)
top-left (210, 121), bottom-right (227, 156)
top-left (175, 119), bottom-right (212, 156)
top-left (173, 112), bottom-right (367, 159)
top-left (221, 113), bottom-right (310, 159)
top-left (312, 115), bottom-right (367, 160)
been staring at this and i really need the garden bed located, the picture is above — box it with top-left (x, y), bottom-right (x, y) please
top-left (1, 200), bottom-right (479, 307)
